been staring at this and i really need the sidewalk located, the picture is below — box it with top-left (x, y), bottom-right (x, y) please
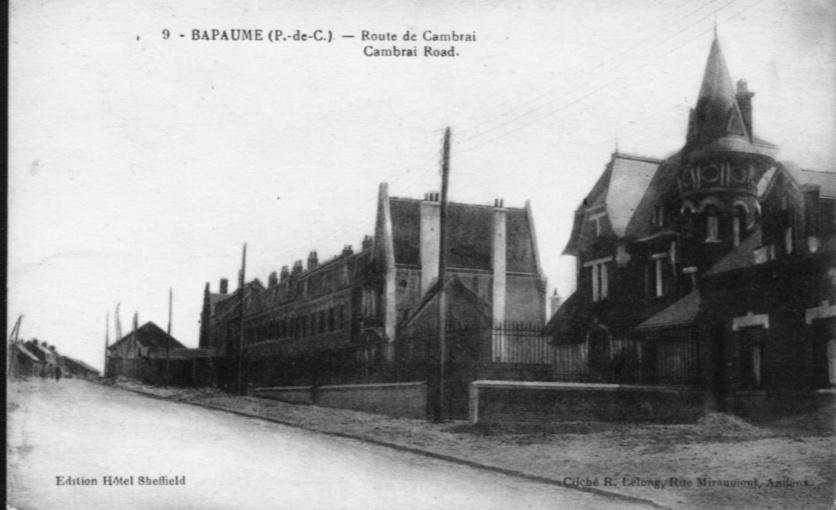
top-left (105, 379), bottom-right (834, 510)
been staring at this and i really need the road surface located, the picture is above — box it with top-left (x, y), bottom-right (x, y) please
top-left (7, 379), bottom-right (652, 510)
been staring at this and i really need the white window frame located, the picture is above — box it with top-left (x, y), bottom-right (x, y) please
top-left (651, 252), bottom-right (668, 297)
top-left (589, 212), bottom-right (606, 238)
top-left (706, 215), bottom-right (720, 242)
top-left (584, 256), bottom-right (612, 302)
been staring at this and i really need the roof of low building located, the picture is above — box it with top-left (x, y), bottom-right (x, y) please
top-left (782, 163), bottom-right (836, 200)
top-left (704, 230), bottom-right (763, 276)
top-left (61, 356), bottom-right (99, 373)
top-left (108, 322), bottom-right (185, 351)
top-left (15, 343), bottom-right (42, 362)
top-left (635, 291), bottom-right (701, 331)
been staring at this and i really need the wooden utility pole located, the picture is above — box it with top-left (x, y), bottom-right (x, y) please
top-left (435, 127), bottom-right (451, 423)
top-left (7, 315), bottom-right (23, 378)
top-left (104, 312), bottom-right (110, 377)
top-left (167, 288), bottom-right (173, 335)
top-left (115, 303), bottom-right (123, 341)
top-left (237, 243), bottom-right (247, 395)
top-left (165, 288), bottom-right (172, 387)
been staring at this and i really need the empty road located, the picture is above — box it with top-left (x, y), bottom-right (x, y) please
top-left (7, 379), bottom-right (652, 510)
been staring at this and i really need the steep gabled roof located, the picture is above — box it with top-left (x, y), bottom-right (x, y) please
top-left (607, 154), bottom-right (661, 236)
top-left (563, 153), bottom-right (661, 254)
top-left (388, 198), bottom-right (539, 273)
top-left (108, 322), bottom-right (185, 351)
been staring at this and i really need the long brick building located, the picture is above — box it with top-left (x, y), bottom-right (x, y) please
top-left (199, 183), bottom-right (548, 392)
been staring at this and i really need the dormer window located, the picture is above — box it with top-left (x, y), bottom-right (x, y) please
top-left (589, 212), bottom-right (606, 237)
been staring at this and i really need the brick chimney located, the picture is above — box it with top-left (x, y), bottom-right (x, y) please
top-left (280, 265), bottom-right (290, 282)
top-left (361, 235), bottom-right (373, 251)
top-left (492, 198), bottom-right (507, 325)
top-left (268, 271), bottom-right (278, 288)
top-left (342, 245), bottom-right (354, 256)
top-left (292, 260), bottom-right (303, 276)
top-left (219, 278), bottom-right (228, 294)
top-left (549, 289), bottom-right (562, 317)
top-left (419, 191), bottom-right (441, 294)
top-left (736, 79), bottom-right (754, 139)
top-left (307, 251), bottom-right (319, 270)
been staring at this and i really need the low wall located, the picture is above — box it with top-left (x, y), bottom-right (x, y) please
top-left (317, 382), bottom-right (427, 419)
top-left (253, 381), bottom-right (427, 419)
top-left (470, 380), bottom-right (706, 424)
top-left (252, 386), bottom-right (315, 405)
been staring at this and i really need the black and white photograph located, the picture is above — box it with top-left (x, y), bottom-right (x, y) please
top-left (7, 1), bottom-right (835, 508)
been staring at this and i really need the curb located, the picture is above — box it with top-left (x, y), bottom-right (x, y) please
top-left (106, 382), bottom-right (671, 510)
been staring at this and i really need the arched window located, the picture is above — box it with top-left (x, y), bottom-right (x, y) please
top-left (705, 205), bottom-right (720, 243)
top-left (732, 204), bottom-right (747, 247)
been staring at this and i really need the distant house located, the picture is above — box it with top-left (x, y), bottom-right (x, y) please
top-left (7, 341), bottom-right (44, 378)
top-left (106, 322), bottom-right (185, 384)
top-left (24, 340), bottom-right (61, 378)
top-left (60, 356), bottom-right (100, 379)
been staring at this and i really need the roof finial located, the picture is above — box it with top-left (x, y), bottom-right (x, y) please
top-left (614, 131), bottom-right (619, 153)
top-left (713, 19), bottom-right (718, 40)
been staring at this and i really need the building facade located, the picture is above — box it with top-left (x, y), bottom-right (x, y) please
top-left (199, 183), bottom-right (548, 390)
top-left (548, 34), bottom-right (835, 408)
top-left (106, 322), bottom-right (186, 384)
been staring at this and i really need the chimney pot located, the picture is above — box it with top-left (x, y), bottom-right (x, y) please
top-left (292, 260), bottom-right (303, 275)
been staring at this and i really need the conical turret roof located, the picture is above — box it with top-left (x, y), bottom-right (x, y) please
top-left (690, 33), bottom-right (748, 146)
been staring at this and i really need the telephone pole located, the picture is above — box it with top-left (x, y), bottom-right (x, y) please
top-left (434, 127), bottom-right (451, 423)
top-left (237, 243), bottom-right (247, 395)
top-left (104, 312), bottom-right (110, 377)
top-left (166, 288), bottom-right (172, 387)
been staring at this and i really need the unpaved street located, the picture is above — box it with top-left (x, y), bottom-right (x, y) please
top-left (7, 379), bottom-right (650, 510)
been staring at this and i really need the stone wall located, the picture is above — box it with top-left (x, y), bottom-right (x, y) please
top-left (470, 380), bottom-right (706, 424)
top-left (253, 381), bottom-right (427, 419)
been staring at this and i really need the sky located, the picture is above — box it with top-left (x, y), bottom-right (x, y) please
top-left (9, 0), bottom-right (836, 371)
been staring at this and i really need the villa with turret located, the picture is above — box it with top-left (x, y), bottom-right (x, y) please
top-left (547, 33), bottom-right (836, 411)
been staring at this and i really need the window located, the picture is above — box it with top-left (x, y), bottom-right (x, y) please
top-left (653, 205), bottom-right (664, 226)
top-left (706, 209), bottom-right (720, 242)
top-left (584, 257), bottom-right (612, 302)
top-left (339, 305), bottom-right (345, 329)
top-left (328, 308), bottom-right (335, 331)
top-left (738, 328), bottom-right (765, 390)
top-left (589, 212), bottom-right (606, 237)
top-left (650, 253), bottom-right (668, 297)
top-left (785, 226), bottom-right (794, 254)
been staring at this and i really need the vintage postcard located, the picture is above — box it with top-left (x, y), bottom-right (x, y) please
top-left (7, 1), bottom-right (835, 509)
